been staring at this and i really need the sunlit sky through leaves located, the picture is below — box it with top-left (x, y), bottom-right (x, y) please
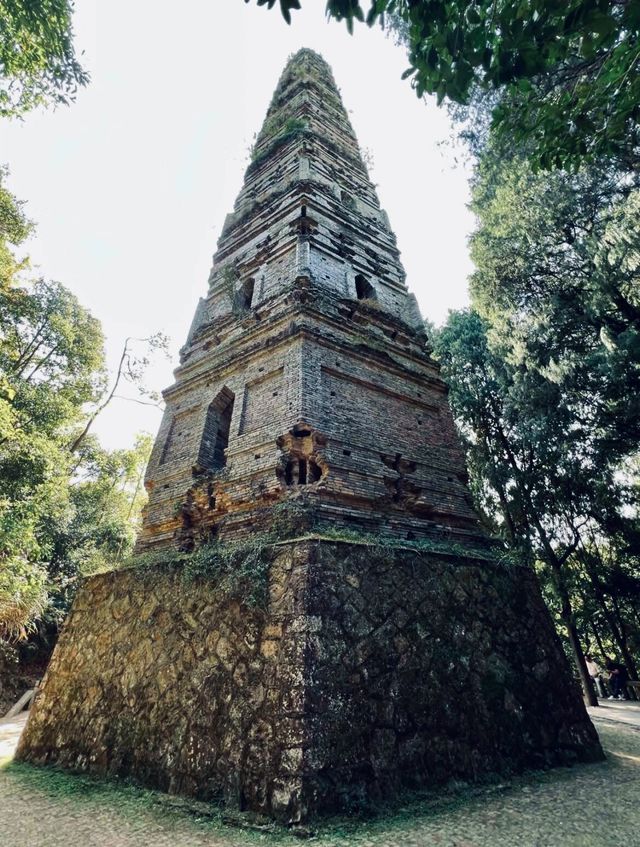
top-left (0, 0), bottom-right (473, 450)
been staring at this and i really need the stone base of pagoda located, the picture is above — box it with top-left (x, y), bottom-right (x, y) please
top-left (17, 538), bottom-right (602, 822)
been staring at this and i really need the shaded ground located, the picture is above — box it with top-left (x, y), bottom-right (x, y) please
top-left (0, 701), bottom-right (639, 846)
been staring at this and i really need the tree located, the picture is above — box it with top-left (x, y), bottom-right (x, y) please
top-left (0, 0), bottom-right (88, 117)
top-left (42, 433), bottom-right (152, 632)
top-left (251, 1), bottom-right (640, 171)
top-left (469, 150), bottom-right (640, 469)
top-left (0, 559), bottom-right (46, 641)
top-left (432, 148), bottom-right (640, 701)
top-left (0, 165), bottom-right (32, 288)
top-left (69, 333), bottom-right (168, 454)
top-left (436, 310), bottom-right (614, 704)
top-left (0, 275), bottom-right (103, 634)
top-left (0, 170), bottom-right (159, 645)
top-left (0, 282), bottom-right (159, 638)
top-left (0, 196), bottom-right (104, 636)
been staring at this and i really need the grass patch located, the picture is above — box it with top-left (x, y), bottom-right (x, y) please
top-left (125, 533), bottom-right (274, 609)
top-left (1, 760), bottom-right (281, 842)
top-left (3, 760), bottom-right (160, 809)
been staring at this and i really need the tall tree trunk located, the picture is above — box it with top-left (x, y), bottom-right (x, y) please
top-left (584, 565), bottom-right (638, 679)
top-left (552, 563), bottom-right (598, 706)
top-left (590, 619), bottom-right (607, 658)
top-left (486, 415), bottom-right (596, 704)
top-left (609, 593), bottom-right (638, 679)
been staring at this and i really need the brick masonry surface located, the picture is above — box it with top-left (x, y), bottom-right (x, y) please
top-left (18, 540), bottom-right (602, 822)
top-left (136, 49), bottom-right (481, 553)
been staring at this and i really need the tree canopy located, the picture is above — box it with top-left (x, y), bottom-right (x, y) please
top-left (249, 0), bottom-right (640, 171)
top-left (0, 0), bottom-right (87, 117)
top-left (0, 171), bottom-right (154, 643)
top-left (433, 146), bottom-right (640, 699)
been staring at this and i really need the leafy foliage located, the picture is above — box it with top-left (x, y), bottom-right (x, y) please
top-left (0, 166), bottom-right (32, 289)
top-left (433, 148), bottom-right (640, 693)
top-left (469, 152), bottom-right (640, 476)
top-left (0, 0), bottom-right (88, 117)
top-left (0, 170), bottom-right (155, 643)
top-left (0, 273), bottom-right (104, 637)
top-left (42, 434), bottom-right (152, 629)
top-left (269, 497), bottom-right (317, 538)
top-left (243, 0), bottom-right (301, 26)
top-left (0, 559), bottom-right (46, 641)
top-left (250, 0), bottom-right (640, 171)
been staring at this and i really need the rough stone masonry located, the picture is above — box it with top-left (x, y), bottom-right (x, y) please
top-left (17, 49), bottom-right (603, 821)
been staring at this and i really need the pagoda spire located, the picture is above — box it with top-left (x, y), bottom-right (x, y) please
top-left (255, 48), bottom-right (362, 165)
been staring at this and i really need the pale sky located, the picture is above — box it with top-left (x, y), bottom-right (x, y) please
top-left (0, 0), bottom-right (473, 451)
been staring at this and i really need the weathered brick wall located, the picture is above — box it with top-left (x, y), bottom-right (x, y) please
top-left (139, 49), bottom-right (468, 553)
top-left (138, 276), bottom-right (480, 550)
top-left (18, 540), bottom-right (602, 821)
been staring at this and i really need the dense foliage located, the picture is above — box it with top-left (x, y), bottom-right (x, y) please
top-left (251, 0), bottom-right (640, 171)
top-left (433, 151), bottom-right (640, 700)
top-left (0, 0), bottom-right (87, 117)
top-left (0, 172), bottom-right (152, 644)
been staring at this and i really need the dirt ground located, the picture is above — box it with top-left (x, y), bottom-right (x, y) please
top-left (1, 700), bottom-right (639, 847)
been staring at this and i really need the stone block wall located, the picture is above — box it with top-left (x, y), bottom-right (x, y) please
top-left (17, 546), bottom-right (313, 816)
top-left (18, 539), bottom-right (602, 822)
top-left (299, 542), bottom-right (602, 813)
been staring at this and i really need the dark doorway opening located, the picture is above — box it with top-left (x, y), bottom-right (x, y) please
top-left (355, 274), bottom-right (375, 300)
top-left (199, 387), bottom-right (235, 471)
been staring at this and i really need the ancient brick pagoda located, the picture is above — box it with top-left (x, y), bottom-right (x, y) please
top-left (19, 50), bottom-right (602, 821)
top-left (135, 49), bottom-right (480, 552)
